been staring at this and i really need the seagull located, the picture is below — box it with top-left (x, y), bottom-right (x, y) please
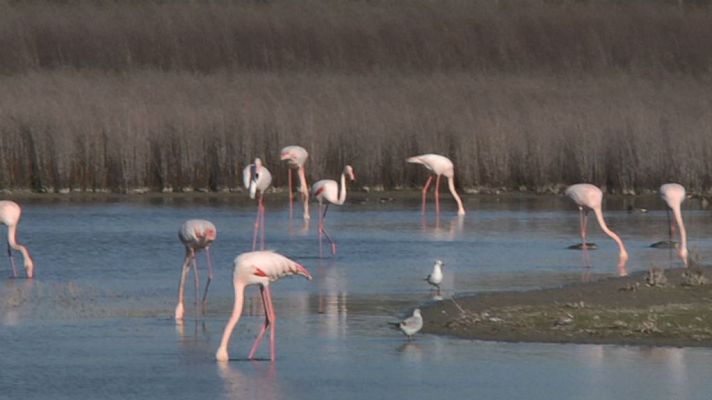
top-left (390, 309), bottom-right (423, 340)
top-left (425, 260), bottom-right (444, 292)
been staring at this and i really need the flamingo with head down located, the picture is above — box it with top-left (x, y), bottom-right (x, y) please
top-left (215, 250), bottom-right (312, 362)
top-left (0, 200), bottom-right (34, 278)
top-left (175, 219), bottom-right (216, 320)
top-left (659, 183), bottom-right (688, 267)
top-left (407, 154), bottom-right (465, 216)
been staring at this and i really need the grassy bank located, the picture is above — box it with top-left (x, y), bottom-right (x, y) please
top-left (1, 1), bottom-right (711, 193)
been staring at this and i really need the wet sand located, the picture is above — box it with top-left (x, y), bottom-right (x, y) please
top-left (422, 266), bottom-right (712, 347)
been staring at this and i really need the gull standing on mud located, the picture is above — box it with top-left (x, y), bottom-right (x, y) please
top-left (175, 219), bottom-right (216, 320)
top-left (425, 260), bottom-right (444, 294)
top-left (658, 183), bottom-right (688, 266)
top-left (312, 165), bottom-right (356, 256)
top-left (406, 154), bottom-right (465, 216)
top-left (243, 158), bottom-right (272, 251)
top-left (280, 145), bottom-right (310, 220)
top-left (215, 251), bottom-right (312, 362)
top-left (0, 200), bottom-right (34, 278)
top-left (565, 183), bottom-right (628, 276)
top-left (391, 309), bottom-right (423, 340)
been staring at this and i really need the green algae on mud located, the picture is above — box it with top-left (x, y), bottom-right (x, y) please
top-left (421, 266), bottom-right (712, 348)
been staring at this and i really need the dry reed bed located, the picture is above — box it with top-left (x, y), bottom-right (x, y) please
top-left (1, 71), bottom-right (711, 193)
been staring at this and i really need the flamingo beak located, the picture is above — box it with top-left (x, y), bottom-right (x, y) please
top-left (295, 263), bottom-right (312, 280)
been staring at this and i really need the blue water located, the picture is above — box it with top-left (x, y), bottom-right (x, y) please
top-left (2, 193), bottom-right (712, 399)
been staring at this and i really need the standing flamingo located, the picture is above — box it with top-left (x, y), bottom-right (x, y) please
top-left (312, 165), bottom-right (356, 256)
top-left (658, 183), bottom-right (688, 267)
top-left (215, 250), bottom-right (312, 362)
top-left (565, 184), bottom-right (629, 275)
top-left (406, 154), bottom-right (465, 216)
top-left (0, 201), bottom-right (34, 279)
top-left (280, 146), bottom-right (310, 220)
top-left (175, 219), bottom-right (217, 320)
top-left (243, 158), bottom-right (272, 251)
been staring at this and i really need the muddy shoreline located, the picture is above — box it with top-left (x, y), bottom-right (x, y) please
top-left (421, 266), bottom-right (712, 347)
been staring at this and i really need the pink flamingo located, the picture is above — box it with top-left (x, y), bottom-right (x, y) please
top-left (565, 184), bottom-right (628, 275)
top-left (0, 201), bottom-right (34, 278)
top-left (215, 250), bottom-right (312, 362)
top-left (175, 219), bottom-right (216, 320)
top-left (243, 158), bottom-right (272, 251)
top-left (659, 183), bottom-right (688, 267)
top-left (280, 146), bottom-right (310, 220)
top-left (406, 154), bottom-right (465, 216)
top-left (311, 165), bottom-right (356, 256)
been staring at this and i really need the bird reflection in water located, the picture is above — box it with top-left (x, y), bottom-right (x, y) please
top-left (218, 360), bottom-right (281, 400)
top-left (420, 214), bottom-right (465, 240)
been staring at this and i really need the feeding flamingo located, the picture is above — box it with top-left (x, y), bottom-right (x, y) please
top-left (0, 201), bottom-right (34, 279)
top-left (215, 250), bottom-right (312, 362)
top-left (658, 183), bottom-right (688, 266)
top-left (280, 146), bottom-right (310, 220)
top-left (565, 183), bottom-right (628, 276)
top-left (312, 165), bottom-right (356, 256)
top-left (175, 219), bottom-right (216, 321)
top-left (243, 158), bottom-right (272, 251)
top-left (406, 154), bottom-right (465, 216)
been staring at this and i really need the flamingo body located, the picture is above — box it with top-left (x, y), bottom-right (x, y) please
top-left (280, 146), bottom-right (310, 220)
top-left (407, 154), bottom-right (465, 216)
top-left (0, 200), bottom-right (34, 278)
top-left (565, 184), bottom-right (628, 275)
top-left (312, 165), bottom-right (355, 256)
top-left (660, 183), bottom-right (688, 266)
top-left (216, 251), bottom-right (312, 362)
top-left (244, 158), bottom-right (272, 250)
top-left (175, 219), bottom-right (216, 320)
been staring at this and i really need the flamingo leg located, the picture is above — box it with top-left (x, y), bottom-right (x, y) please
top-left (202, 247), bottom-right (213, 304)
top-left (421, 176), bottom-right (433, 215)
top-left (435, 174), bottom-right (442, 216)
top-left (320, 204), bottom-right (336, 255)
top-left (248, 285), bottom-right (273, 360)
top-left (318, 203), bottom-right (324, 257)
top-left (7, 242), bottom-right (17, 278)
top-left (264, 286), bottom-right (277, 361)
top-left (260, 195), bottom-right (266, 250)
top-left (252, 201), bottom-right (260, 251)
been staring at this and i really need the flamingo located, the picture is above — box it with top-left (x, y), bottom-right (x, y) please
top-left (215, 250), bottom-right (312, 362)
top-left (406, 154), bottom-right (465, 216)
top-left (658, 183), bottom-right (688, 266)
top-left (175, 219), bottom-right (216, 320)
top-left (565, 184), bottom-right (628, 275)
top-left (312, 165), bottom-right (356, 256)
top-left (390, 309), bottom-right (423, 340)
top-left (280, 146), bottom-right (310, 220)
top-left (0, 201), bottom-right (34, 279)
top-left (425, 260), bottom-right (444, 294)
top-left (243, 158), bottom-right (272, 251)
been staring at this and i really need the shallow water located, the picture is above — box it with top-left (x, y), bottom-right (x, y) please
top-left (2, 193), bottom-right (712, 399)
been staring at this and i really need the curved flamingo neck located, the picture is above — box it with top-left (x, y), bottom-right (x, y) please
top-left (592, 206), bottom-right (628, 263)
top-left (671, 205), bottom-right (688, 265)
top-left (216, 282), bottom-right (246, 360)
top-left (336, 172), bottom-right (348, 205)
top-left (7, 224), bottom-right (32, 269)
top-left (446, 176), bottom-right (466, 215)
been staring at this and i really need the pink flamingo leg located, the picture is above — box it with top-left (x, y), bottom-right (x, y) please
top-left (435, 174), bottom-right (442, 216)
top-left (252, 203), bottom-right (261, 252)
top-left (318, 203), bottom-right (324, 257)
top-left (248, 285), bottom-right (277, 360)
top-left (320, 204), bottom-right (336, 255)
top-left (260, 196), bottom-right (266, 250)
top-left (421, 176), bottom-right (433, 215)
top-left (7, 244), bottom-right (17, 278)
top-left (264, 286), bottom-right (277, 361)
top-left (202, 247), bottom-right (213, 304)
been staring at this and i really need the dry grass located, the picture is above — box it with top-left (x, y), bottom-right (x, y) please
top-left (0, 1), bottom-right (711, 193)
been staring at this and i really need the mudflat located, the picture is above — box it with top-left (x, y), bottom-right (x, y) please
top-left (422, 266), bottom-right (712, 347)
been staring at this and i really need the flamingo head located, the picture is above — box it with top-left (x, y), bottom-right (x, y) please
top-left (293, 263), bottom-right (313, 281)
top-left (25, 257), bottom-right (34, 279)
top-left (344, 165), bottom-right (356, 182)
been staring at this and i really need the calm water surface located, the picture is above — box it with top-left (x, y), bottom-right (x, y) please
top-left (2, 193), bottom-right (712, 399)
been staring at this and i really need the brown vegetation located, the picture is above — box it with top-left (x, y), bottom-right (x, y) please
top-left (1, 1), bottom-right (712, 193)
